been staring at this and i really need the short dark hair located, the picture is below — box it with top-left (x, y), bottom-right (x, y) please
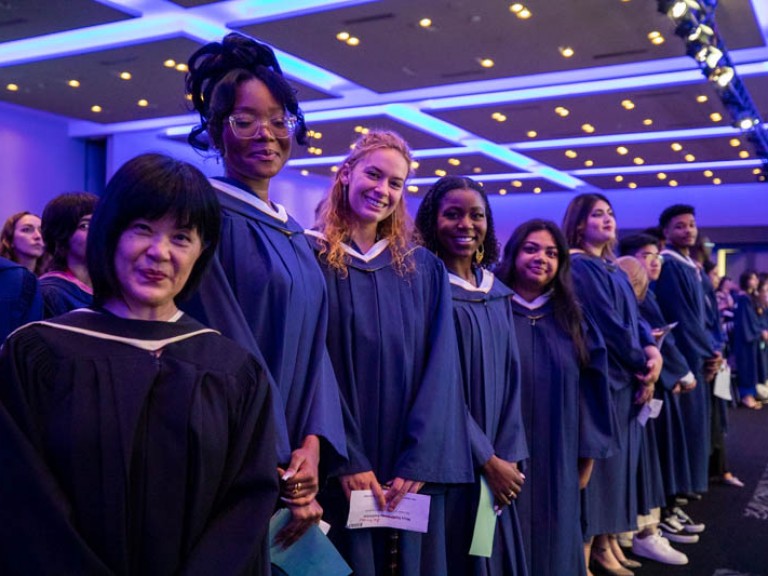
top-left (496, 218), bottom-right (588, 365)
top-left (618, 233), bottom-right (659, 257)
top-left (561, 193), bottom-right (615, 258)
top-left (185, 32), bottom-right (308, 151)
top-left (659, 204), bottom-right (695, 229)
top-left (415, 175), bottom-right (500, 267)
top-left (739, 269), bottom-right (758, 293)
top-left (87, 153), bottom-right (221, 307)
top-left (41, 192), bottom-right (99, 272)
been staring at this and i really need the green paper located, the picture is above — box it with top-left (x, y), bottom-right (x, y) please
top-left (269, 509), bottom-right (352, 576)
top-left (469, 475), bottom-right (497, 557)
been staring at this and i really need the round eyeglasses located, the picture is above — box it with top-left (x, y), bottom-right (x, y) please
top-left (227, 113), bottom-right (298, 139)
top-left (639, 251), bottom-right (664, 263)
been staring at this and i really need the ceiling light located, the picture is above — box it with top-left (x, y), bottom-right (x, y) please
top-left (336, 31), bottom-right (350, 41)
top-left (684, 153), bottom-right (696, 161)
top-left (584, 160), bottom-right (594, 167)
top-left (512, 180), bottom-right (523, 187)
top-left (621, 99), bottom-right (635, 110)
top-left (753, 168), bottom-right (761, 175)
top-left (472, 167), bottom-right (483, 174)
top-left (739, 150), bottom-right (750, 159)
top-left (526, 130), bottom-right (538, 138)
top-left (617, 146), bottom-right (629, 155)
top-left (491, 112), bottom-right (507, 122)
top-left (712, 177), bottom-right (722, 184)
top-left (175, 63), bottom-right (188, 72)
top-left (163, 59), bottom-right (176, 68)
top-left (668, 0), bottom-right (701, 19)
top-left (657, 172), bottom-right (667, 180)
top-left (554, 106), bottom-right (569, 117)
top-left (533, 187), bottom-right (542, 194)
top-left (448, 158), bottom-right (461, 166)
top-left (346, 37), bottom-right (360, 46)
top-left (565, 150), bottom-right (578, 158)
top-left (696, 95), bottom-right (708, 103)
top-left (703, 170), bottom-right (714, 177)
top-left (499, 188), bottom-right (508, 196)
top-left (408, 185), bottom-right (419, 193)
top-left (479, 58), bottom-right (495, 68)
top-left (68, 79), bottom-right (80, 88)
top-left (313, 131), bottom-right (323, 139)
top-left (517, 8), bottom-right (532, 19)
top-left (694, 45), bottom-right (723, 69)
top-left (633, 157), bottom-right (645, 165)
top-left (737, 117), bottom-right (759, 130)
top-left (435, 169), bottom-right (447, 177)
top-left (729, 138), bottom-right (741, 147)
top-left (91, 105), bottom-right (102, 113)
top-left (710, 112), bottom-right (722, 122)
top-left (688, 23), bottom-right (714, 42)
top-left (581, 123), bottom-right (595, 133)
top-left (709, 66), bottom-right (734, 87)
top-left (137, 99), bottom-right (149, 107)
top-left (411, 161), bottom-right (420, 169)
top-left (119, 71), bottom-right (131, 80)
top-left (354, 125), bottom-right (366, 133)
top-left (669, 179), bottom-right (679, 187)
top-left (628, 182), bottom-right (638, 189)
top-left (331, 166), bottom-right (339, 173)
top-left (615, 175), bottom-right (624, 182)
top-left (671, 142), bottom-right (683, 151)
top-left (419, 18), bottom-right (432, 28)
top-left (510, 3), bottom-right (524, 13)
top-left (300, 170), bottom-right (309, 176)
top-left (6, 83), bottom-right (18, 91)
top-left (648, 31), bottom-right (665, 45)
top-left (559, 46), bottom-right (575, 58)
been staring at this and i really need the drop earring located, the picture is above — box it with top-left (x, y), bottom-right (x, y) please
top-left (475, 244), bottom-right (485, 264)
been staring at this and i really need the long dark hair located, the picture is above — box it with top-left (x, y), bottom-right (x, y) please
top-left (562, 192), bottom-right (616, 259)
top-left (415, 175), bottom-right (500, 267)
top-left (497, 218), bottom-right (589, 365)
top-left (41, 192), bottom-right (99, 272)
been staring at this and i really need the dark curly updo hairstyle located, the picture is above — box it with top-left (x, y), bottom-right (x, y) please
top-left (185, 32), bottom-right (308, 152)
top-left (415, 175), bottom-right (500, 267)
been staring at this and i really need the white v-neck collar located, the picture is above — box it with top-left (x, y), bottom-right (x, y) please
top-left (210, 179), bottom-right (288, 223)
top-left (305, 230), bottom-right (390, 262)
top-left (510, 290), bottom-right (552, 310)
top-left (661, 248), bottom-right (698, 270)
top-left (448, 269), bottom-right (494, 293)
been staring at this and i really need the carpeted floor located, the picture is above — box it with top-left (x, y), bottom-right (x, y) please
top-left (625, 403), bottom-right (768, 576)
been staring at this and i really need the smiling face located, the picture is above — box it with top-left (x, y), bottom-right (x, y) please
top-left (111, 215), bottom-right (203, 319)
top-left (12, 214), bottom-right (44, 260)
top-left (435, 187), bottom-right (487, 265)
top-left (514, 229), bottom-right (559, 295)
top-left (582, 199), bottom-right (616, 250)
top-left (342, 148), bottom-right (408, 227)
top-left (664, 212), bottom-right (697, 250)
top-left (221, 78), bottom-right (291, 194)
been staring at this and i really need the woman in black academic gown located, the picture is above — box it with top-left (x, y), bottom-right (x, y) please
top-left (0, 153), bottom-right (278, 575)
top-left (562, 194), bottom-right (662, 576)
top-left (496, 218), bottom-right (615, 576)
top-left (415, 176), bottom-right (528, 576)
top-left (311, 131), bottom-right (474, 576)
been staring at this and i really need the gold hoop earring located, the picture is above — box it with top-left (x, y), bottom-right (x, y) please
top-left (475, 244), bottom-right (485, 264)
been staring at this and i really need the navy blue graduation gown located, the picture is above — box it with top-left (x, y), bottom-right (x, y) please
top-left (733, 293), bottom-right (762, 397)
top-left (39, 273), bottom-right (93, 318)
top-left (639, 292), bottom-right (693, 497)
top-left (0, 256), bottom-right (41, 342)
top-left (310, 236), bottom-right (474, 576)
top-left (182, 178), bottom-right (346, 468)
top-left (510, 291), bottom-right (615, 576)
top-left (0, 309), bottom-right (277, 575)
top-left (653, 250), bottom-right (714, 493)
top-left (444, 270), bottom-right (527, 576)
top-left (570, 253), bottom-right (646, 536)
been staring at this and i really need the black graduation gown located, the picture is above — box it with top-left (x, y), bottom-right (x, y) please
top-left (0, 309), bottom-right (277, 575)
top-left (511, 292), bottom-right (615, 576)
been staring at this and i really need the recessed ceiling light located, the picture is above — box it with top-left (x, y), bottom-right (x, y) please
top-left (753, 168), bottom-right (762, 175)
top-left (684, 153), bottom-right (696, 162)
top-left (6, 83), bottom-right (19, 92)
top-left (473, 167), bottom-right (483, 174)
top-left (729, 138), bottom-right (740, 147)
top-left (554, 106), bottom-right (569, 117)
top-left (671, 142), bottom-right (683, 151)
top-left (617, 146), bottom-right (629, 155)
top-left (331, 166), bottom-right (339, 173)
top-left (581, 123), bottom-right (595, 133)
top-left (120, 71), bottom-right (132, 80)
top-left (739, 150), bottom-right (750, 159)
top-left (696, 94), bottom-right (708, 103)
top-left (512, 180), bottom-right (523, 187)
top-left (628, 182), bottom-right (638, 189)
top-left (408, 185), bottom-right (419, 193)
top-left (621, 99), bottom-right (635, 110)
top-left (633, 157), bottom-right (645, 165)
top-left (479, 58), bottom-right (495, 68)
top-left (448, 158), bottom-right (461, 166)
top-left (648, 31), bottom-right (665, 45)
top-left (738, 117), bottom-right (758, 130)
top-left (419, 18), bottom-right (432, 28)
top-left (499, 188), bottom-right (508, 196)
top-left (669, 180), bottom-right (678, 187)
top-left (565, 150), bottom-right (578, 158)
top-left (584, 160), bottom-right (594, 167)
top-left (709, 112), bottom-right (722, 122)
top-left (615, 175), bottom-right (624, 182)
top-left (643, 118), bottom-right (653, 126)
top-left (300, 170), bottom-right (309, 176)
top-left (175, 63), bottom-right (188, 72)
top-left (336, 32), bottom-right (350, 41)
top-left (163, 59), bottom-right (176, 68)
top-left (411, 161), bottom-right (420, 169)
top-left (91, 105), bottom-right (102, 113)
top-left (657, 172), bottom-right (667, 180)
top-left (559, 46), bottom-right (575, 58)
top-left (313, 131), bottom-right (323, 139)
top-left (510, 3), bottom-right (524, 13)
top-left (491, 112), bottom-right (507, 122)
top-left (703, 170), bottom-right (714, 177)
top-left (533, 187), bottom-right (542, 194)
top-left (354, 125), bottom-right (367, 133)
top-left (713, 178), bottom-right (722, 185)
top-left (68, 79), bottom-right (80, 88)
top-left (435, 169), bottom-right (447, 177)
top-left (346, 37), bottom-right (360, 46)
top-left (517, 8), bottom-right (532, 19)
top-left (137, 99), bottom-right (149, 107)
top-left (526, 130), bottom-right (538, 138)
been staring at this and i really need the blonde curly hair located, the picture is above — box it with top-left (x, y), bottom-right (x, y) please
top-left (315, 130), bottom-right (417, 277)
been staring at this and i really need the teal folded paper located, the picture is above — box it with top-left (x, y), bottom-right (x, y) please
top-left (269, 509), bottom-right (352, 576)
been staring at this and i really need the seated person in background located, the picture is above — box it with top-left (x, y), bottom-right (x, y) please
top-left (0, 211), bottom-right (46, 275)
top-left (39, 192), bottom-right (99, 317)
top-left (0, 255), bottom-right (42, 342)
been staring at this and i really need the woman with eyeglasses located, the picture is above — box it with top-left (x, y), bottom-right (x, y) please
top-left (182, 32), bottom-right (347, 547)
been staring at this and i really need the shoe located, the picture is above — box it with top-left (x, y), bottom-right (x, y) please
top-left (659, 519), bottom-right (700, 544)
top-left (682, 492), bottom-right (703, 501)
top-left (632, 531), bottom-right (689, 565)
top-left (721, 473), bottom-right (745, 488)
top-left (619, 558), bottom-right (642, 569)
top-left (660, 515), bottom-right (684, 532)
top-left (756, 383), bottom-right (768, 401)
top-left (741, 396), bottom-right (763, 410)
top-left (674, 496), bottom-right (689, 506)
top-left (617, 533), bottom-right (633, 548)
top-left (672, 506), bottom-right (705, 533)
top-left (589, 558), bottom-right (634, 576)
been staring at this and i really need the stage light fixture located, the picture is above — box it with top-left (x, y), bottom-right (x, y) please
top-left (708, 66), bottom-right (733, 87)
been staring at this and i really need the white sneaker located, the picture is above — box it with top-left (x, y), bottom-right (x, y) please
top-left (632, 531), bottom-right (689, 565)
top-left (659, 518), bottom-right (699, 544)
top-left (756, 383), bottom-right (768, 401)
top-left (672, 506), bottom-right (706, 533)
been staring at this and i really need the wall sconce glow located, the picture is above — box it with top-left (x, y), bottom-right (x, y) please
top-left (68, 79), bottom-right (80, 88)
top-left (6, 83), bottom-right (18, 91)
top-left (137, 99), bottom-right (149, 107)
top-left (559, 46), bottom-right (574, 58)
top-left (479, 58), bottom-right (495, 68)
top-left (164, 59), bottom-right (176, 68)
top-left (91, 105), bottom-right (102, 113)
top-left (120, 71), bottom-right (132, 80)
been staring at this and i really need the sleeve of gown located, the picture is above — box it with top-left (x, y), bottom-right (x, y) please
top-left (333, 391), bottom-right (374, 476)
top-left (578, 313), bottom-right (619, 459)
top-left (0, 330), bottom-right (114, 575)
top-left (571, 257), bottom-right (646, 374)
top-left (638, 317), bottom-right (656, 348)
top-left (654, 262), bottom-right (714, 358)
top-left (393, 260), bottom-right (474, 484)
top-left (182, 252), bottom-right (292, 465)
top-left (180, 358), bottom-right (279, 576)
top-left (641, 296), bottom-right (691, 389)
